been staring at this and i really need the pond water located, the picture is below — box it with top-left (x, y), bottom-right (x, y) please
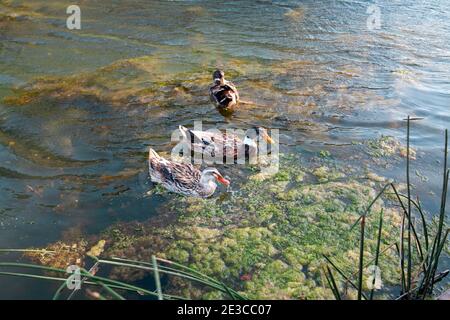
top-left (0, 0), bottom-right (449, 299)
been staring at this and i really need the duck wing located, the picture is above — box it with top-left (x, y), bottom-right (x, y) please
top-left (210, 84), bottom-right (238, 105)
top-left (148, 148), bottom-right (201, 189)
top-left (162, 161), bottom-right (201, 188)
top-left (224, 81), bottom-right (239, 101)
top-left (209, 84), bottom-right (223, 105)
top-left (185, 129), bottom-right (244, 151)
top-left (180, 126), bottom-right (223, 148)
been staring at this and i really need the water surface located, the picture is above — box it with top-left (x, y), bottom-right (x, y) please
top-left (0, 0), bottom-right (449, 299)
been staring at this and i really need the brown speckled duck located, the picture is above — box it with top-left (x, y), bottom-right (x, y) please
top-left (148, 148), bottom-right (229, 198)
top-left (209, 70), bottom-right (239, 111)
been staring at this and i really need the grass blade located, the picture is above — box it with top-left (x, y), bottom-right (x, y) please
top-left (357, 215), bottom-right (366, 300)
top-left (325, 266), bottom-right (341, 300)
top-left (152, 255), bottom-right (163, 300)
top-left (110, 256), bottom-right (246, 299)
top-left (370, 209), bottom-right (384, 300)
top-left (350, 184), bottom-right (389, 231)
top-left (323, 255), bottom-right (368, 300)
top-left (99, 282), bottom-right (126, 300)
top-left (416, 196), bottom-right (429, 252)
top-left (0, 262), bottom-right (174, 299)
top-left (406, 116), bottom-right (412, 293)
top-left (387, 188), bottom-right (425, 266)
top-left (420, 129), bottom-right (448, 297)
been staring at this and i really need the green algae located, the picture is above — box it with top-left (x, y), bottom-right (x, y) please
top-left (367, 136), bottom-right (400, 158)
top-left (312, 166), bottom-right (344, 183)
top-left (20, 153), bottom-right (404, 299)
top-left (1, 54), bottom-right (195, 106)
top-left (2, 48), bottom-right (376, 128)
top-left (1, 45), bottom-right (410, 298)
top-left (366, 135), bottom-right (416, 160)
top-left (4, 52), bottom-right (278, 110)
top-left (89, 155), bottom-right (402, 299)
top-left (25, 240), bottom-right (88, 270)
top-left (319, 150), bottom-right (331, 159)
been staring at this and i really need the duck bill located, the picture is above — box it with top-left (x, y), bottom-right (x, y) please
top-left (216, 175), bottom-right (230, 186)
top-left (263, 134), bottom-right (275, 144)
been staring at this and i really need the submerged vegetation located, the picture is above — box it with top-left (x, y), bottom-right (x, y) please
top-left (1, 119), bottom-right (447, 300)
top-left (0, 253), bottom-right (245, 300)
top-left (91, 153), bottom-right (406, 299)
top-left (324, 118), bottom-right (449, 300)
top-left (0, 2), bottom-right (448, 299)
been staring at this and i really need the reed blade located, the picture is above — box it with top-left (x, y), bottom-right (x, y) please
top-left (325, 266), bottom-right (341, 300)
top-left (152, 255), bottom-right (163, 300)
top-left (357, 215), bottom-right (366, 300)
top-left (370, 209), bottom-right (384, 300)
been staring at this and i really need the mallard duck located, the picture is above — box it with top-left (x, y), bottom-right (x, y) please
top-left (148, 148), bottom-right (229, 198)
top-left (178, 125), bottom-right (274, 162)
top-left (209, 70), bottom-right (239, 111)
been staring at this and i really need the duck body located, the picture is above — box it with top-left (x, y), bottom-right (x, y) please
top-left (179, 126), bottom-right (273, 163)
top-left (148, 148), bottom-right (229, 198)
top-left (209, 70), bottom-right (239, 111)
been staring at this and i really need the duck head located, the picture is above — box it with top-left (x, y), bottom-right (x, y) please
top-left (201, 168), bottom-right (230, 187)
top-left (255, 127), bottom-right (275, 144)
top-left (212, 69), bottom-right (225, 85)
top-left (243, 127), bottom-right (275, 147)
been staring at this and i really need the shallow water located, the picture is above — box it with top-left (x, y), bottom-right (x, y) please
top-left (0, 0), bottom-right (449, 299)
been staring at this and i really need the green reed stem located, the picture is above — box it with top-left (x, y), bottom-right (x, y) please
top-left (110, 256), bottom-right (245, 299)
top-left (370, 209), bottom-right (384, 300)
top-left (324, 266), bottom-right (341, 300)
top-left (420, 129), bottom-right (448, 297)
top-left (406, 116), bottom-right (413, 293)
top-left (389, 185), bottom-right (425, 271)
top-left (357, 215), bottom-right (366, 300)
top-left (323, 255), bottom-right (368, 300)
top-left (152, 255), bottom-right (163, 300)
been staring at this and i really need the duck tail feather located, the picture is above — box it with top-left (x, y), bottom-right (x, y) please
top-left (148, 148), bottom-right (160, 161)
top-left (178, 125), bottom-right (189, 140)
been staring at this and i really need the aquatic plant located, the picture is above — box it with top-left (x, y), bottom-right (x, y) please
top-left (0, 115), bottom-right (447, 300)
top-left (324, 117), bottom-right (449, 300)
top-left (2, 152), bottom-right (406, 300)
top-left (0, 249), bottom-right (245, 300)
top-left (0, 159), bottom-right (402, 299)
